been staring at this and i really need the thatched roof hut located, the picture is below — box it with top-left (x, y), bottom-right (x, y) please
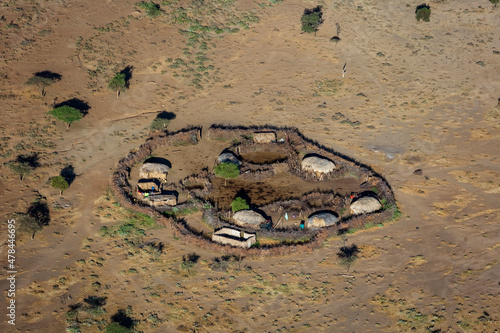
top-left (350, 197), bottom-right (382, 215)
top-left (139, 162), bottom-right (170, 180)
top-left (217, 151), bottom-right (241, 166)
top-left (212, 227), bottom-right (256, 248)
top-left (301, 156), bottom-right (336, 175)
top-left (233, 210), bottom-right (266, 228)
top-left (136, 179), bottom-right (161, 193)
top-left (254, 131), bottom-right (276, 143)
top-left (306, 212), bottom-right (338, 229)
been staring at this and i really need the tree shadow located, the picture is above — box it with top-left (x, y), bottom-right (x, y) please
top-left (415, 3), bottom-right (430, 12)
top-left (120, 66), bottom-right (134, 88)
top-left (27, 197), bottom-right (50, 227)
top-left (33, 70), bottom-right (62, 81)
top-left (16, 153), bottom-right (40, 168)
top-left (111, 309), bottom-right (135, 329)
top-left (338, 244), bottom-right (359, 258)
top-left (60, 165), bottom-right (76, 185)
top-left (83, 296), bottom-right (107, 308)
top-left (184, 253), bottom-right (200, 264)
top-left (55, 98), bottom-right (91, 116)
top-left (234, 189), bottom-right (251, 207)
top-left (156, 111), bottom-right (176, 121)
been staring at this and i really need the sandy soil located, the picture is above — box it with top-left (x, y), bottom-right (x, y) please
top-left (0, 0), bottom-right (499, 332)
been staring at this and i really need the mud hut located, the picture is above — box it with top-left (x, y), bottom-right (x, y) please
top-left (139, 162), bottom-right (170, 180)
top-left (217, 151), bottom-right (241, 166)
top-left (136, 179), bottom-right (161, 194)
top-left (254, 131), bottom-right (276, 143)
top-left (306, 212), bottom-right (339, 229)
top-left (301, 156), bottom-right (336, 175)
top-left (147, 194), bottom-right (177, 207)
top-left (350, 196), bottom-right (382, 215)
top-left (212, 227), bottom-right (256, 248)
top-left (233, 210), bottom-right (266, 228)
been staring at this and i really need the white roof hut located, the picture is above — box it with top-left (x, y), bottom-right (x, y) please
top-left (217, 151), bottom-right (241, 166)
top-left (233, 210), bottom-right (266, 228)
top-left (306, 212), bottom-right (339, 229)
top-left (139, 163), bottom-right (170, 180)
top-left (350, 197), bottom-right (382, 215)
top-left (212, 227), bottom-right (256, 248)
top-left (301, 156), bottom-right (336, 175)
top-left (254, 131), bottom-right (276, 143)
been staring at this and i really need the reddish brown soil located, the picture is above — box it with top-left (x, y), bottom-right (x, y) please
top-left (0, 0), bottom-right (499, 332)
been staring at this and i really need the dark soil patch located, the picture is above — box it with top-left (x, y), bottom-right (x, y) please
top-left (240, 151), bottom-right (287, 164)
top-left (209, 172), bottom-right (362, 210)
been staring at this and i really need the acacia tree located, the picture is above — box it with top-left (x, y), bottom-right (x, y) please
top-left (18, 196), bottom-right (50, 240)
top-left (8, 161), bottom-right (33, 181)
top-left (108, 73), bottom-right (127, 98)
top-left (48, 105), bottom-right (83, 129)
top-left (214, 162), bottom-right (240, 185)
top-left (337, 244), bottom-right (360, 274)
top-left (51, 175), bottom-right (69, 196)
top-left (415, 4), bottom-right (431, 22)
top-left (7, 153), bottom-right (39, 181)
top-left (490, 0), bottom-right (499, 7)
top-left (301, 6), bottom-right (323, 34)
top-left (25, 71), bottom-right (61, 96)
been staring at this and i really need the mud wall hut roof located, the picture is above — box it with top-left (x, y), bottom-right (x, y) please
top-left (301, 156), bottom-right (336, 174)
top-left (139, 163), bottom-right (170, 175)
top-left (233, 210), bottom-right (266, 227)
top-left (350, 196), bottom-right (382, 215)
top-left (306, 212), bottom-right (338, 228)
top-left (217, 152), bottom-right (241, 166)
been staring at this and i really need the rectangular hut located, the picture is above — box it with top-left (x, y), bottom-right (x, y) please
top-left (212, 227), bottom-right (257, 248)
top-left (253, 131), bottom-right (276, 143)
top-left (147, 194), bottom-right (177, 207)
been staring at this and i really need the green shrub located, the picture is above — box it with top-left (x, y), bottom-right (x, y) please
top-left (51, 175), bottom-right (69, 195)
top-left (150, 116), bottom-right (170, 131)
top-left (105, 322), bottom-right (132, 333)
top-left (48, 106), bottom-right (83, 129)
top-left (108, 73), bottom-right (127, 97)
top-left (231, 196), bottom-right (249, 212)
top-left (214, 162), bottom-right (240, 182)
top-left (137, 1), bottom-right (162, 18)
top-left (415, 4), bottom-right (431, 22)
top-left (490, 0), bottom-right (499, 7)
top-left (301, 6), bottom-right (323, 33)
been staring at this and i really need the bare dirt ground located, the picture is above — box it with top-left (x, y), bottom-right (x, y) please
top-left (0, 0), bottom-right (499, 332)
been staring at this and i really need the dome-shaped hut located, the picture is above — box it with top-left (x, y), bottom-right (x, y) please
top-left (350, 197), bottom-right (382, 215)
top-left (306, 212), bottom-right (339, 229)
top-left (233, 210), bottom-right (266, 228)
top-left (301, 156), bottom-right (336, 175)
top-left (217, 151), bottom-right (241, 166)
top-left (139, 162), bottom-right (170, 180)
